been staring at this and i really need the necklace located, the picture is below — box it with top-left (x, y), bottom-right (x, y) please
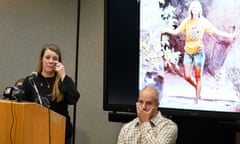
top-left (43, 78), bottom-right (50, 88)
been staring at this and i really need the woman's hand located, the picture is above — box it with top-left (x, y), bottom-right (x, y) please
top-left (55, 62), bottom-right (66, 81)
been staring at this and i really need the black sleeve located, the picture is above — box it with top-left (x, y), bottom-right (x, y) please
top-left (59, 75), bottom-right (80, 105)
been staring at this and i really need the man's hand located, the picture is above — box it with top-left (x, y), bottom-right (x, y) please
top-left (136, 102), bottom-right (155, 123)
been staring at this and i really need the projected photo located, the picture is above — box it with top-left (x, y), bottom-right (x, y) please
top-left (139, 0), bottom-right (240, 112)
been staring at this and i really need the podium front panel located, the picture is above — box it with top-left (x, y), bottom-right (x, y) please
top-left (0, 100), bottom-right (66, 144)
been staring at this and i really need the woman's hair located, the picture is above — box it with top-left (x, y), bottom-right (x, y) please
top-left (35, 43), bottom-right (64, 102)
top-left (188, 0), bottom-right (203, 19)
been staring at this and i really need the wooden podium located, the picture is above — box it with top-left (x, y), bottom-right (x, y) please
top-left (0, 100), bottom-right (66, 144)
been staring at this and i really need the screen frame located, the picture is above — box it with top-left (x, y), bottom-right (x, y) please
top-left (103, 0), bottom-right (240, 122)
top-left (103, 0), bottom-right (140, 113)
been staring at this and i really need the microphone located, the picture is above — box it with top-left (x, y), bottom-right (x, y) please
top-left (3, 86), bottom-right (24, 101)
top-left (28, 72), bottom-right (38, 81)
top-left (29, 72), bottom-right (43, 105)
top-left (31, 72), bottom-right (38, 78)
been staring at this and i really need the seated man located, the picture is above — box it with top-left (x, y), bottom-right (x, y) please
top-left (117, 86), bottom-right (178, 144)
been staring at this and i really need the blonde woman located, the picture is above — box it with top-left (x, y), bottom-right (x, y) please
top-left (166, 0), bottom-right (234, 103)
top-left (22, 43), bottom-right (80, 144)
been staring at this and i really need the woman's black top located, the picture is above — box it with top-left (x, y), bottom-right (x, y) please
top-left (22, 73), bottom-right (80, 141)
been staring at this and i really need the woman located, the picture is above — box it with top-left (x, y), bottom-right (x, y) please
top-left (166, 0), bottom-right (234, 103)
top-left (22, 43), bottom-right (80, 144)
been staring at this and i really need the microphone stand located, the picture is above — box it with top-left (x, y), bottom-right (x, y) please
top-left (29, 77), bottom-right (43, 105)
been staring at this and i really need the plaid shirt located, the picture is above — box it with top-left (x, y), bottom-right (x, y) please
top-left (117, 112), bottom-right (178, 144)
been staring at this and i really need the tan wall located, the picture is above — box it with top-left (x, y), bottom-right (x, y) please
top-left (77, 0), bottom-right (122, 143)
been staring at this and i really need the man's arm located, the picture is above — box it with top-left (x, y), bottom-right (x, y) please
top-left (140, 121), bottom-right (178, 144)
top-left (117, 124), bottom-right (126, 144)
